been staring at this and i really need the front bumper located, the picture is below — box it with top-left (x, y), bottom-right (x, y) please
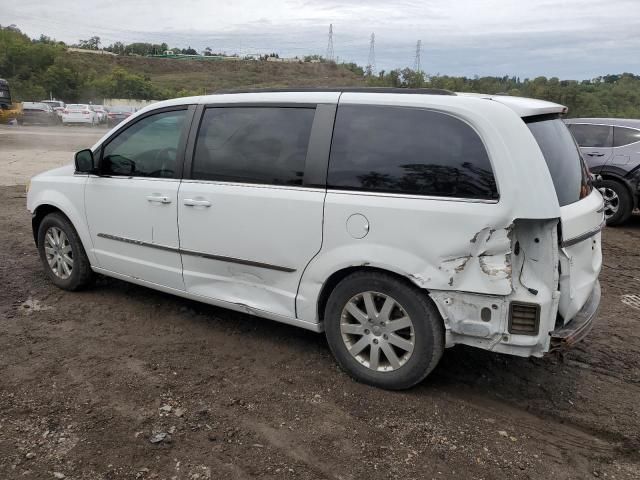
top-left (549, 280), bottom-right (601, 352)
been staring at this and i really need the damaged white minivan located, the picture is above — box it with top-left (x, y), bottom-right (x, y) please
top-left (27, 88), bottom-right (603, 389)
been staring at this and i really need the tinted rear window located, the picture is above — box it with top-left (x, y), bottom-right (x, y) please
top-left (568, 123), bottom-right (612, 148)
top-left (327, 105), bottom-right (498, 199)
top-left (613, 126), bottom-right (640, 147)
top-left (527, 117), bottom-right (591, 206)
top-left (192, 107), bottom-right (315, 186)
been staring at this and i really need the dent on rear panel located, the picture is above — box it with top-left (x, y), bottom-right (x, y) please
top-left (424, 219), bottom-right (559, 357)
top-left (408, 223), bottom-right (514, 294)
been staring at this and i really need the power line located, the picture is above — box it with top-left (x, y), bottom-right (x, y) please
top-left (366, 32), bottom-right (375, 76)
top-left (414, 39), bottom-right (422, 73)
top-left (326, 24), bottom-right (334, 61)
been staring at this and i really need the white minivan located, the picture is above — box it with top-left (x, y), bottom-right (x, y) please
top-left (27, 89), bottom-right (603, 389)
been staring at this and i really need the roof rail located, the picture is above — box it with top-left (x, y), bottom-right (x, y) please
top-left (211, 87), bottom-right (456, 96)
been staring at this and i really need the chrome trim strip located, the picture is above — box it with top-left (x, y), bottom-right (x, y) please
top-left (326, 189), bottom-right (499, 204)
top-left (561, 219), bottom-right (606, 248)
top-left (97, 233), bottom-right (296, 272)
top-left (180, 248), bottom-right (296, 272)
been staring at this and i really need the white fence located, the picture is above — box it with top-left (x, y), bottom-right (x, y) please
top-left (102, 99), bottom-right (159, 109)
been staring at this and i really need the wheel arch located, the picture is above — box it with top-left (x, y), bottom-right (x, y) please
top-left (32, 204), bottom-right (71, 245)
top-left (29, 197), bottom-right (98, 267)
top-left (315, 266), bottom-right (431, 325)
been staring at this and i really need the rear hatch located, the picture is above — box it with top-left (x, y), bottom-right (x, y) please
top-left (66, 105), bottom-right (91, 119)
top-left (526, 115), bottom-right (604, 322)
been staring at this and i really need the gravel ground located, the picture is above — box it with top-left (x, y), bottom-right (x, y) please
top-left (0, 126), bottom-right (639, 479)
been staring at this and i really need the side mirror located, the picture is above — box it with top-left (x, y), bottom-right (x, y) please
top-left (74, 149), bottom-right (95, 173)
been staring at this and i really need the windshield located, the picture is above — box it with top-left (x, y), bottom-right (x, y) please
top-left (526, 116), bottom-right (592, 206)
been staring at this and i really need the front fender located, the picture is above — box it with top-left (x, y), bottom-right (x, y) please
top-left (28, 174), bottom-right (97, 266)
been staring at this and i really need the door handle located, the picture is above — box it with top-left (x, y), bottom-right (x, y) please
top-left (146, 195), bottom-right (171, 204)
top-left (183, 198), bottom-right (211, 207)
top-left (586, 153), bottom-right (605, 157)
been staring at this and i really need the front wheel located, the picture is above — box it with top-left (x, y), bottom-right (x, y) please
top-left (597, 179), bottom-right (632, 226)
top-left (37, 213), bottom-right (94, 290)
top-left (324, 271), bottom-right (445, 390)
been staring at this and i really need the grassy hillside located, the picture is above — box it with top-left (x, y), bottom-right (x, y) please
top-left (65, 51), bottom-right (365, 95)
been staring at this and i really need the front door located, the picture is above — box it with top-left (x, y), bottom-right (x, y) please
top-left (85, 107), bottom-right (191, 290)
top-left (178, 105), bottom-right (326, 318)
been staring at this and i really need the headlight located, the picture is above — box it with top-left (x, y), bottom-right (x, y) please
top-left (25, 179), bottom-right (31, 194)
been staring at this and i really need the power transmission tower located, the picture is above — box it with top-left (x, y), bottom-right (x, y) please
top-left (366, 33), bottom-right (376, 76)
top-left (414, 40), bottom-right (422, 73)
top-left (326, 24), bottom-right (335, 62)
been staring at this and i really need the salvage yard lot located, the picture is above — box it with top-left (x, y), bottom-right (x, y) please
top-left (0, 126), bottom-right (639, 479)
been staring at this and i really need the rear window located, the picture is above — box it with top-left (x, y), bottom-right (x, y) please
top-left (527, 117), bottom-right (591, 206)
top-left (568, 123), bottom-right (612, 148)
top-left (192, 107), bottom-right (315, 186)
top-left (613, 126), bottom-right (640, 147)
top-left (67, 104), bottom-right (87, 109)
top-left (327, 105), bottom-right (498, 200)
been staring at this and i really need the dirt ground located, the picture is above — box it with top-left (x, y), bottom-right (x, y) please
top-left (0, 125), bottom-right (108, 186)
top-left (0, 127), bottom-right (639, 480)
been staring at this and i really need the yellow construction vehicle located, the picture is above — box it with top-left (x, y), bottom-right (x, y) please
top-left (0, 78), bottom-right (23, 124)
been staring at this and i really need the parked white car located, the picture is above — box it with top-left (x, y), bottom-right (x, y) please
top-left (91, 104), bottom-right (108, 124)
top-left (27, 89), bottom-right (603, 389)
top-left (61, 104), bottom-right (98, 126)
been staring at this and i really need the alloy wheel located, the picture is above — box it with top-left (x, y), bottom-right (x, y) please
top-left (340, 291), bottom-right (415, 372)
top-left (44, 226), bottom-right (73, 279)
top-left (598, 187), bottom-right (619, 219)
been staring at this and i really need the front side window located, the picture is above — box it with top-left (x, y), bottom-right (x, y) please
top-left (192, 107), bottom-right (315, 186)
top-left (613, 126), bottom-right (640, 147)
top-left (327, 105), bottom-right (498, 199)
top-left (101, 109), bottom-right (187, 178)
top-left (568, 123), bottom-right (613, 148)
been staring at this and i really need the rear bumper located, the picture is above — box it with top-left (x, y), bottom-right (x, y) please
top-left (549, 280), bottom-right (600, 352)
top-left (62, 117), bottom-right (92, 124)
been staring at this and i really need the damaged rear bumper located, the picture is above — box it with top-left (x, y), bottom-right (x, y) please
top-left (549, 280), bottom-right (601, 352)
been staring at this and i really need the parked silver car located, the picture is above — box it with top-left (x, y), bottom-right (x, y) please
top-left (564, 118), bottom-right (640, 225)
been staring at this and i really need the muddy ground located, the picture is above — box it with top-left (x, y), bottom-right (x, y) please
top-left (0, 126), bottom-right (639, 479)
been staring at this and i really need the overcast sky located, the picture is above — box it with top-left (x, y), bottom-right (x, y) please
top-left (4, 0), bottom-right (640, 78)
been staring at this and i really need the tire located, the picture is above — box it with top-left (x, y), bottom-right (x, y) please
top-left (597, 179), bottom-right (632, 226)
top-left (324, 271), bottom-right (445, 390)
top-left (37, 213), bottom-right (94, 291)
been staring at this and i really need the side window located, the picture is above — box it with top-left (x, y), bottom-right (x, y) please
top-left (102, 109), bottom-right (187, 178)
top-left (613, 126), bottom-right (640, 147)
top-left (568, 124), bottom-right (613, 148)
top-left (327, 105), bottom-right (498, 199)
top-left (192, 107), bottom-right (315, 186)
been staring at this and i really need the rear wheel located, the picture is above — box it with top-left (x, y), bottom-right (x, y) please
top-left (597, 179), bottom-right (632, 226)
top-left (37, 213), bottom-right (93, 290)
top-left (324, 271), bottom-right (444, 390)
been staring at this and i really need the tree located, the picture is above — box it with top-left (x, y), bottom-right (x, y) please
top-left (78, 36), bottom-right (100, 50)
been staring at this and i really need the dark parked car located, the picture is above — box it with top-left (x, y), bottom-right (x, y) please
top-left (565, 118), bottom-right (640, 225)
top-left (20, 102), bottom-right (59, 125)
top-left (106, 105), bottom-right (135, 127)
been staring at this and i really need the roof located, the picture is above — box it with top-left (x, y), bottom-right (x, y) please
top-left (135, 88), bottom-right (568, 122)
top-left (456, 92), bottom-right (567, 117)
top-left (563, 118), bottom-right (640, 129)
top-left (212, 87), bottom-right (456, 96)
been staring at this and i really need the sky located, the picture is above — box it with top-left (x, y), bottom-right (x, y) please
top-left (3, 0), bottom-right (640, 79)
